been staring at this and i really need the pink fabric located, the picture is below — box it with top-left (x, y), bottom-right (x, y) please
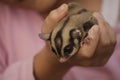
top-left (0, 3), bottom-right (120, 80)
top-left (0, 3), bottom-right (45, 80)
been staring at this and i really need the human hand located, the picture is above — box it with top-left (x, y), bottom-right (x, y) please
top-left (34, 4), bottom-right (116, 80)
top-left (68, 12), bottom-right (116, 66)
top-left (34, 4), bottom-right (70, 80)
top-left (41, 2), bottom-right (116, 66)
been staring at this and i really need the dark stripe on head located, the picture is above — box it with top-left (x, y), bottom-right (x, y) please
top-left (54, 17), bottom-right (70, 57)
top-left (62, 29), bottom-right (82, 57)
top-left (77, 9), bottom-right (88, 14)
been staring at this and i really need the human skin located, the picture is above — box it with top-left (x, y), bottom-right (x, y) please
top-left (0, 0), bottom-right (117, 80)
top-left (35, 4), bottom-right (116, 80)
top-left (0, 0), bottom-right (102, 16)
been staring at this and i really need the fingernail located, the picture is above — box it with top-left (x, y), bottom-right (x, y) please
top-left (57, 4), bottom-right (68, 12)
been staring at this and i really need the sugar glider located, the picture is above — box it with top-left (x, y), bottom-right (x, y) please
top-left (39, 2), bottom-right (97, 63)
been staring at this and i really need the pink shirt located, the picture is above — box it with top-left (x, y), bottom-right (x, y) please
top-left (0, 3), bottom-right (120, 80)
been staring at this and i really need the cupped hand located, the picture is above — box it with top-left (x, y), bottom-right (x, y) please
top-left (41, 3), bottom-right (116, 67)
top-left (68, 12), bottom-right (116, 66)
top-left (35, 4), bottom-right (117, 80)
top-left (41, 4), bottom-right (68, 34)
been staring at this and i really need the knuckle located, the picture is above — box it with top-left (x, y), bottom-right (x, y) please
top-left (111, 38), bottom-right (117, 46)
top-left (101, 38), bottom-right (116, 48)
top-left (102, 21), bottom-right (107, 26)
top-left (100, 19), bottom-right (109, 27)
top-left (107, 36), bottom-right (117, 47)
top-left (112, 34), bottom-right (117, 45)
top-left (101, 40), bottom-right (111, 47)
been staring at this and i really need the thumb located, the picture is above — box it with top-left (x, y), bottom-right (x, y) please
top-left (42, 4), bottom-right (68, 33)
top-left (79, 25), bottom-right (100, 58)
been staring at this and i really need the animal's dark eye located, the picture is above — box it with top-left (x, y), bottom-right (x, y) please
top-left (64, 45), bottom-right (73, 55)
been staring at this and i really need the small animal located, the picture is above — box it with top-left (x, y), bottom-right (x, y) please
top-left (39, 2), bottom-right (97, 63)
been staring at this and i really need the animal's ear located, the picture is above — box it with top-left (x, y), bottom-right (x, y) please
top-left (39, 33), bottom-right (50, 40)
top-left (68, 2), bottom-right (81, 10)
top-left (68, 2), bottom-right (82, 15)
top-left (70, 29), bottom-right (81, 39)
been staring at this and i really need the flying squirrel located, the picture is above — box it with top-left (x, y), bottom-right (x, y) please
top-left (39, 2), bottom-right (98, 63)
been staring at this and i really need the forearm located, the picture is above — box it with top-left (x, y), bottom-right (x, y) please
top-left (0, 0), bottom-right (40, 12)
top-left (34, 44), bottom-right (71, 80)
top-left (0, 0), bottom-right (60, 14)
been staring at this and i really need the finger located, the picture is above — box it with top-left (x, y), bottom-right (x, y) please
top-left (78, 25), bottom-right (100, 58)
top-left (93, 12), bottom-right (116, 46)
top-left (108, 27), bottom-right (117, 45)
top-left (93, 12), bottom-right (110, 45)
top-left (104, 23), bottom-right (116, 46)
top-left (93, 12), bottom-right (106, 25)
top-left (93, 12), bottom-right (107, 32)
top-left (42, 4), bottom-right (68, 33)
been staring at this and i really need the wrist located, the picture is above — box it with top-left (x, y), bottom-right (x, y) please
top-left (33, 44), bottom-right (71, 80)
